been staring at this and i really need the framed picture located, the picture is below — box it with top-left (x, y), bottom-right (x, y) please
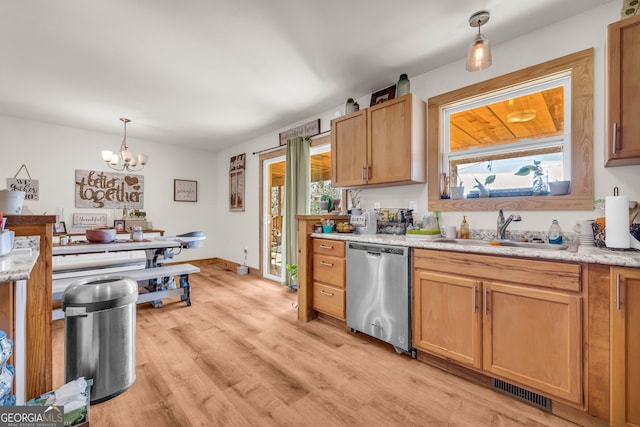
top-left (53, 221), bottom-right (67, 235)
top-left (114, 220), bottom-right (125, 231)
top-left (174, 179), bottom-right (198, 202)
top-left (370, 84), bottom-right (396, 106)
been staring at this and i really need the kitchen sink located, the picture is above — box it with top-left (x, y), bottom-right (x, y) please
top-left (433, 238), bottom-right (569, 251)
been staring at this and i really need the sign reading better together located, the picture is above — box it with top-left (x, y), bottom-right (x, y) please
top-left (75, 169), bottom-right (144, 209)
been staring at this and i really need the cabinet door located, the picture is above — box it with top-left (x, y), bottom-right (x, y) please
top-left (413, 270), bottom-right (482, 369)
top-left (331, 110), bottom-right (368, 187)
top-left (610, 267), bottom-right (640, 427)
top-left (607, 14), bottom-right (640, 166)
top-left (368, 95), bottom-right (415, 185)
top-left (482, 281), bottom-right (582, 404)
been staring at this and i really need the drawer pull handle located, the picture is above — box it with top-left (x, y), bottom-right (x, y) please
top-left (320, 290), bottom-right (334, 297)
top-left (320, 261), bottom-right (334, 267)
top-left (613, 122), bottom-right (618, 154)
top-left (319, 245), bottom-right (333, 249)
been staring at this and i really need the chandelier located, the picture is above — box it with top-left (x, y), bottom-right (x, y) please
top-left (101, 118), bottom-right (148, 172)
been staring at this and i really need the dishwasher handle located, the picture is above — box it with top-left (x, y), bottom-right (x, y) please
top-left (348, 242), bottom-right (407, 256)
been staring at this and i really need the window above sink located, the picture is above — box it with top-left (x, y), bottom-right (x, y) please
top-left (427, 49), bottom-right (594, 211)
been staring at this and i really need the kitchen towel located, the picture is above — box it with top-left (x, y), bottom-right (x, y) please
top-left (606, 194), bottom-right (630, 248)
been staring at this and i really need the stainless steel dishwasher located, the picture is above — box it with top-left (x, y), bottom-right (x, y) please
top-left (346, 242), bottom-right (412, 354)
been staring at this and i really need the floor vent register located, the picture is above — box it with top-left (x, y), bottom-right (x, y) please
top-left (491, 378), bottom-right (552, 413)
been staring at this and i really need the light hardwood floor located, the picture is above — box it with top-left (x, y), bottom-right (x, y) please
top-left (53, 264), bottom-right (579, 426)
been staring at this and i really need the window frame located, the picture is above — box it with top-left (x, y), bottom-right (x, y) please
top-left (427, 49), bottom-right (594, 211)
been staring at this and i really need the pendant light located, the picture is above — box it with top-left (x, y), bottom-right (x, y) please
top-left (465, 11), bottom-right (492, 72)
top-left (101, 118), bottom-right (148, 172)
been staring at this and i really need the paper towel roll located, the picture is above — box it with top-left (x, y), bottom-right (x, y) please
top-left (606, 195), bottom-right (630, 248)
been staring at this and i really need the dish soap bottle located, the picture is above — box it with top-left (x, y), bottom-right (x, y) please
top-left (548, 219), bottom-right (563, 244)
top-left (460, 216), bottom-right (470, 239)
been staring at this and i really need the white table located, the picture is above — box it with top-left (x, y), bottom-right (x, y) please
top-left (52, 238), bottom-right (198, 317)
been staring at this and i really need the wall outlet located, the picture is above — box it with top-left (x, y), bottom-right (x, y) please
top-left (409, 200), bottom-right (417, 210)
top-left (374, 202), bottom-right (381, 209)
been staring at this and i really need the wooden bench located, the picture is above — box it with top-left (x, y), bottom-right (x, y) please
top-left (52, 263), bottom-right (200, 321)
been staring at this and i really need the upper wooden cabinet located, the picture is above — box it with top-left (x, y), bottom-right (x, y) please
top-left (331, 93), bottom-right (426, 188)
top-left (607, 15), bottom-right (640, 166)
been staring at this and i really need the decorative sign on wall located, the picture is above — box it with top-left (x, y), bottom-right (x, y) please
top-left (72, 213), bottom-right (108, 227)
top-left (7, 164), bottom-right (39, 200)
top-left (229, 153), bottom-right (245, 212)
top-left (174, 179), bottom-right (198, 202)
top-left (75, 169), bottom-right (144, 209)
top-left (278, 119), bottom-right (320, 146)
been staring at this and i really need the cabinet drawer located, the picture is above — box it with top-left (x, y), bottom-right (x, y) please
top-left (313, 239), bottom-right (345, 257)
top-left (313, 283), bottom-right (345, 320)
top-left (313, 255), bottom-right (346, 288)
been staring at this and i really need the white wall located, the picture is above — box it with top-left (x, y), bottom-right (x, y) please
top-left (0, 116), bottom-right (218, 262)
top-left (217, 0), bottom-right (640, 269)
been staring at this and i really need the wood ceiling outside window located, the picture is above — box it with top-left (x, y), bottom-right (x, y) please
top-left (269, 151), bottom-right (332, 185)
top-left (450, 87), bottom-right (564, 152)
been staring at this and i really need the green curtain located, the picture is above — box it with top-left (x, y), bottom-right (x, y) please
top-left (283, 136), bottom-right (310, 284)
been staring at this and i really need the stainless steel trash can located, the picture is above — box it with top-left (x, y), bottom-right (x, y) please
top-left (62, 275), bottom-right (138, 404)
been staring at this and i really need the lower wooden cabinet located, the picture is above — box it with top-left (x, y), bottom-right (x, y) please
top-left (610, 266), bottom-right (640, 427)
top-left (482, 281), bottom-right (582, 404)
top-left (413, 270), bottom-right (481, 369)
top-left (312, 239), bottom-right (346, 320)
top-left (413, 249), bottom-right (583, 405)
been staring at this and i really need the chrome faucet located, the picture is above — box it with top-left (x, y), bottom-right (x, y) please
top-left (497, 209), bottom-right (522, 240)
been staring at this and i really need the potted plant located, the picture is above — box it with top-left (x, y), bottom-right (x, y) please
top-left (515, 160), bottom-right (548, 196)
top-left (285, 263), bottom-right (298, 291)
top-left (473, 175), bottom-right (495, 198)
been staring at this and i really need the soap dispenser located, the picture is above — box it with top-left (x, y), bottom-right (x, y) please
top-left (460, 216), bottom-right (470, 239)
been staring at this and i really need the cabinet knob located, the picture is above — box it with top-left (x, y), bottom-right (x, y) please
top-left (319, 245), bottom-right (333, 249)
top-left (320, 290), bottom-right (334, 297)
top-left (319, 261), bottom-right (334, 267)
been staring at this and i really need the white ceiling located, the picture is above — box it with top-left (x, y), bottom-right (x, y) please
top-left (0, 0), bottom-right (611, 152)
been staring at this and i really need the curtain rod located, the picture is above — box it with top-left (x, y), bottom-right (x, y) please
top-left (252, 129), bottom-right (330, 155)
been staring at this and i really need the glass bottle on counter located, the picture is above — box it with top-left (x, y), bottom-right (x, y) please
top-left (460, 216), bottom-right (470, 239)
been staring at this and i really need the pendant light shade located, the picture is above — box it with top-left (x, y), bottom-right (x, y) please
top-left (465, 11), bottom-right (492, 72)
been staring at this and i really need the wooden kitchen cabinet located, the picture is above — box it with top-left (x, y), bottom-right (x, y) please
top-left (330, 93), bottom-right (426, 188)
top-left (413, 249), bottom-right (583, 405)
top-left (413, 270), bottom-right (482, 369)
top-left (331, 109), bottom-right (368, 187)
top-left (610, 266), bottom-right (640, 427)
top-left (607, 14), bottom-right (640, 166)
top-left (482, 281), bottom-right (582, 404)
top-left (312, 238), bottom-right (346, 320)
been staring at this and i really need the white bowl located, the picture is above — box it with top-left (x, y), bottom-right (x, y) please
top-left (549, 180), bottom-right (570, 195)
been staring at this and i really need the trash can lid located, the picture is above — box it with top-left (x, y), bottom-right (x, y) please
top-left (62, 275), bottom-right (138, 311)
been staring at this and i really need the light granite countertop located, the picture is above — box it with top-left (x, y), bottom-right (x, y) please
top-left (0, 236), bottom-right (40, 282)
top-left (311, 232), bottom-right (640, 268)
